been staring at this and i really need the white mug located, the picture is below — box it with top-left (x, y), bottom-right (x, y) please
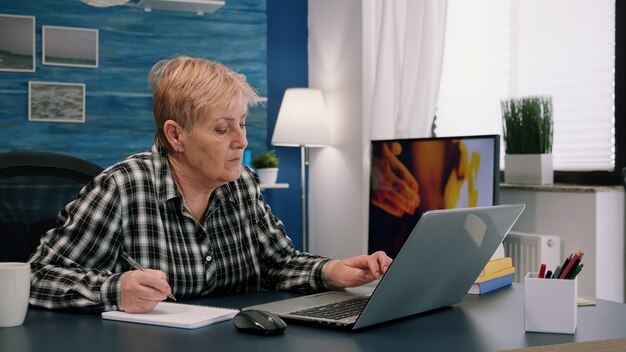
top-left (0, 262), bottom-right (30, 327)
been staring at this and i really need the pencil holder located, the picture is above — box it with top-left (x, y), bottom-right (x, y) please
top-left (524, 272), bottom-right (577, 334)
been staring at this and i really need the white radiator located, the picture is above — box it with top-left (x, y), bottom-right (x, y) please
top-left (503, 231), bottom-right (562, 283)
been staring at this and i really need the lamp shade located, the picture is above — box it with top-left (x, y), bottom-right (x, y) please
top-left (271, 88), bottom-right (332, 147)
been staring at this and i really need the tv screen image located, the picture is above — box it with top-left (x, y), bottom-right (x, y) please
top-left (368, 135), bottom-right (500, 258)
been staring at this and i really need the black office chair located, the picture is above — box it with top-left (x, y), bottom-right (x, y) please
top-left (0, 151), bottom-right (103, 262)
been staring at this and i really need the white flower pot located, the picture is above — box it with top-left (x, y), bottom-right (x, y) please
top-left (256, 167), bottom-right (279, 185)
top-left (505, 154), bottom-right (553, 184)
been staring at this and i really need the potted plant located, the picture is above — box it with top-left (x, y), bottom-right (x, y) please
top-left (501, 95), bottom-right (553, 184)
top-left (251, 150), bottom-right (279, 185)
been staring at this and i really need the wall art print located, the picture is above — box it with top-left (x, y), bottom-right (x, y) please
top-left (43, 25), bottom-right (98, 68)
top-left (29, 81), bottom-right (86, 123)
top-left (0, 14), bottom-right (35, 72)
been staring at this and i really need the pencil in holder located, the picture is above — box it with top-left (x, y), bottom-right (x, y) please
top-left (524, 272), bottom-right (577, 334)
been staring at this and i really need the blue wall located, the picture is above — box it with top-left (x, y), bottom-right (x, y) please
top-left (0, 0), bottom-right (267, 167)
top-left (266, 0), bottom-right (308, 250)
top-left (0, 0), bottom-right (308, 250)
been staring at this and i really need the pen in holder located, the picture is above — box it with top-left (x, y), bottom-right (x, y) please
top-left (524, 272), bottom-right (577, 334)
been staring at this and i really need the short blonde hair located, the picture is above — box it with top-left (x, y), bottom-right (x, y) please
top-left (148, 55), bottom-right (259, 152)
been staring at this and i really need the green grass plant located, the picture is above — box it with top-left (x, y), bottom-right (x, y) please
top-left (251, 150), bottom-right (279, 168)
top-left (501, 96), bottom-right (553, 154)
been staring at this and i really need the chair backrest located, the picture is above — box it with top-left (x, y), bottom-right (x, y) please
top-left (0, 151), bottom-right (103, 262)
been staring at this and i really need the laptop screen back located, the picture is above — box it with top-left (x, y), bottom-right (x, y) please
top-left (354, 204), bottom-right (524, 329)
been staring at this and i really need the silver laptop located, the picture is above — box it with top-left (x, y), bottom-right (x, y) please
top-left (245, 204), bottom-right (525, 330)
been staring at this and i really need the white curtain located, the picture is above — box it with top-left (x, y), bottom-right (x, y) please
top-left (369, 0), bottom-right (448, 140)
top-left (435, 0), bottom-right (615, 171)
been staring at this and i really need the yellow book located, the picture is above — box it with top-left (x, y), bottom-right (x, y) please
top-left (474, 266), bottom-right (516, 283)
top-left (478, 257), bottom-right (513, 277)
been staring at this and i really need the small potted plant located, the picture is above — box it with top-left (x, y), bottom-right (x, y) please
top-left (501, 95), bottom-right (553, 184)
top-left (251, 150), bottom-right (279, 185)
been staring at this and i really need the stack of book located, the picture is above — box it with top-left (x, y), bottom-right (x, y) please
top-left (468, 257), bottom-right (515, 295)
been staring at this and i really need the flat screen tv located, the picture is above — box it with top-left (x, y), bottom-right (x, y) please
top-left (368, 134), bottom-right (500, 258)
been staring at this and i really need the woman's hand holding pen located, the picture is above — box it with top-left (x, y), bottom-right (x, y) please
top-left (120, 269), bottom-right (174, 313)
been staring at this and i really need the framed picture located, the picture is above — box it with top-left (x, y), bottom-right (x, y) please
top-left (0, 14), bottom-right (35, 72)
top-left (43, 26), bottom-right (98, 68)
top-left (29, 81), bottom-right (86, 123)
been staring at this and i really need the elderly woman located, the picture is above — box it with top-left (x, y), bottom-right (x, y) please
top-left (29, 56), bottom-right (391, 314)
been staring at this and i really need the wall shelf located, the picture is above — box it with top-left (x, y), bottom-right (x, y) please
top-left (137, 0), bottom-right (225, 15)
top-left (260, 183), bottom-right (289, 191)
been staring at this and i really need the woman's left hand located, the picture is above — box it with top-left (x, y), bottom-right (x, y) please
top-left (323, 251), bottom-right (393, 289)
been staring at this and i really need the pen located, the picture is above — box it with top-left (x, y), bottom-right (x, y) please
top-left (565, 251), bottom-right (584, 278)
top-left (568, 263), bottom-right (584, 279)
top-left (560, 254), bottom-right (572, 276)
top-left (559, 251), bottom-right (583, 279)
top-left (538, 263), bottom-right (547, 278)
top-left (552, 265), bottom-right (562, 279)
top-left (121, 251), bottom-right (177, 301)
top-left (545, 270), bottom-right (552, 279)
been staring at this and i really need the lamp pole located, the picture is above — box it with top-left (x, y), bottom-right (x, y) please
top-left (300, 146), bottom-right (308, 252)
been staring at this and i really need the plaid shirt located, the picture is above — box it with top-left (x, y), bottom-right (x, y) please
top-left (29, 145), bottom-right (330, 313)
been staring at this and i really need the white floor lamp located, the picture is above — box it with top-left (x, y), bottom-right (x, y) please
top-left (271, 88), bottom-right (332, 252)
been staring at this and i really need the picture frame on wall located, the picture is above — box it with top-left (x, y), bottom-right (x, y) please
top-left (0, 14), bottom-right (35, 72)
top-left (43, 26), bottom-right (98, 68)
top-left (29, 81), bottom-right (86, 123)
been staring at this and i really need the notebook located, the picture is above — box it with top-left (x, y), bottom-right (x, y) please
top-left (245, 204), bottom-right (525, 330)
top-left (102, 302), bottom-right (239, 329)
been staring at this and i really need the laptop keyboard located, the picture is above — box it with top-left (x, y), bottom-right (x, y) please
top-left (291, 297), bottom-right (369, 320)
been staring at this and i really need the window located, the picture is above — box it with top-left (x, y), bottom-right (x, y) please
top-left (436, 0), bottom-right (623, 185)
